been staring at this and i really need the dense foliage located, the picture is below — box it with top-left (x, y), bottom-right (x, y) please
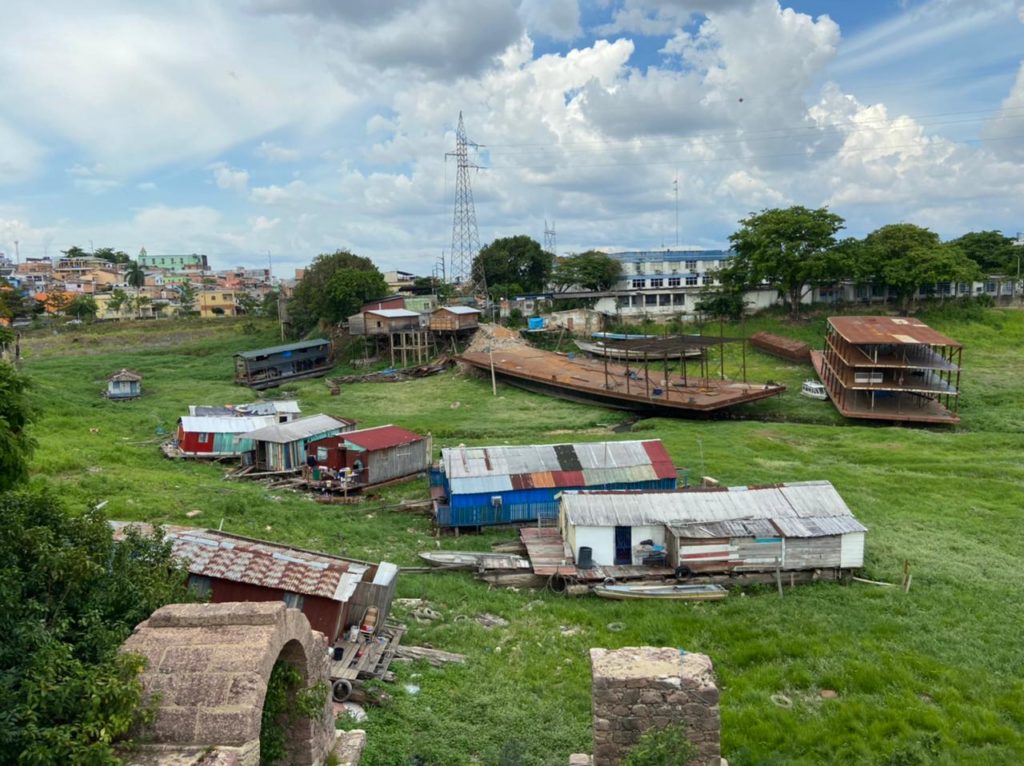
top-left (260, 661), bottom-right (329, 766)
top-left (620, 725), bottom-right (698, 766)
top-left (288, 250), bottom-right (388, 334)
top-left (857, 224), bottom-right (981, 313)
top-left (0, 362), bottom-right (34, 491)
top-left (726, 206), bottom-right (845, 319)
top-left (0, 493), bottom-right (194, 763)
top-left (951, 230), bottom-right (1020, 274)
top-left (472, 235), bottom-right (553, 298)
top-left (552, 251), bottom-right (622, 292)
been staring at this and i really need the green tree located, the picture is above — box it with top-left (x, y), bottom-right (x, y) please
top-left (552, 251), bottom-right (622, 292)
top-left (61, 245), bottom-right (88, 259)
top-left (326, 269), bottom-right (390, 322)
top-left (93, 247), bottom-right (132, 265)
top-left (727, 206), bottom-right (845, 320)
top-left (177, 282), bottom-right (198, 317)
top-left (236, 293), bottom-right (260, 316)
top-left (261, 289), bottom-right (280, 319)
top-left (472, 236), bottom-right (553, 298)
top-left (124, 262), bottom-right (146, 319)
top-left (289, 251), bottom-right (386, 333)
top-left (0, 278), bottom-right (28, 322)
top-left (67, 294), bottom-right (99, 321)
top-left (950, 231), bottom-right (1018, 275)
top-left (46, 290), bottom-right (72, 316)
top-left (0, 363), bottom-right (34, 491)
top-left (0, 494), bottom-right (194, 763)
top-left (860, 224), bottom-right (981, 313)
top-left (107, 288), bottom-right (130, 318)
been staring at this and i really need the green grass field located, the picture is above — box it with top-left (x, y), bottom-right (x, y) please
top-left (17, 311), bottom-right (1024, 765)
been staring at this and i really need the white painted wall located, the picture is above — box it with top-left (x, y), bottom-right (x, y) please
top-left (571, 526), bottom-right (615, 566)
top-left (840, 532), bottom-right (865, 568)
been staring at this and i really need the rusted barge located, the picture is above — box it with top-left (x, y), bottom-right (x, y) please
top-left (458, 341), bottom-right (784, 416)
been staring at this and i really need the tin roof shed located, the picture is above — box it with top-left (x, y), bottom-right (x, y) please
top-left (241, 413), bottom-right (355, 443)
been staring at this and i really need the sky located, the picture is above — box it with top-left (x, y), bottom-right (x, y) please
top-left (0, 0), bottom-right (1022, 278)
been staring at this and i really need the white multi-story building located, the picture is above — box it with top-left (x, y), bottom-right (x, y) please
top-left (593, 249), bottom-right (778, 318)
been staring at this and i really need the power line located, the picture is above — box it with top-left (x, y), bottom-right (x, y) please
top-left (445, 112), bottom-right (484, 288)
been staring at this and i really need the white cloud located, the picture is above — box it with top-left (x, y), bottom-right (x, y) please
top-left (255, 141), bottom-right (301, 162)
top-left (519, 0), bottom-right (580, 41)
top-left (211, 162), bottom-right (251, 191)
top-left (0, 120), bottom-right (44, 184)
top-left (983, 63), bottom-right (1024, 160)
top-left (250, 180), bottom-right (309, 204)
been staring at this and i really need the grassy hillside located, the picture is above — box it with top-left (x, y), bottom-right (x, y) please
top-left (17, 312), bottom-right (1024, 766)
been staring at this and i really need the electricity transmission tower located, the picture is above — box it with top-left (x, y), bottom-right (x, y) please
top-left (544, 220), bottom-right (556, 254)
top-left (446, 112), bottom-right (483, 289)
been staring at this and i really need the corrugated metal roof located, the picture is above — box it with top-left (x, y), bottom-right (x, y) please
top-left (449, 475), bottom-right (514, 495)
top-left (342, 424), bottom-right (424, 451)
top-left (442, 440), bottom-right (678, 495)
top-left (365, 308), bottom-right (421, 318)
top-left (829, 316), bottom-right (960, 347)
top-left (436, 306), bottom-right (481, 315)
top-left (190, 400), bottom-right (301, 417)
top-left (235, 339), bottom-right (331, 359)
top-left (241, 413), bottom-right (353, 443)
top-left (180, 415), bottom-right (276, 434)
top-left (562, 480), bottom-right (866, 538)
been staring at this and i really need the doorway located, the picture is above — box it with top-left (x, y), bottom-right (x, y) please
top-left (614, 526), bottom-right (632, 565)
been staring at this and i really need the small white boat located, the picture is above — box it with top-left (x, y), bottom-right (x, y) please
top-left (419, 551), bottom-right (532, 570)
top-left (800, 380), bottom-right (828, 400)
top-left (592, 582), bottom-right (728, 601)
top-left (574, 340), bottom-right (703, 361)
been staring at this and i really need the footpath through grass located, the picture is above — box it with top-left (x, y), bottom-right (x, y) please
top-left (17, 312), bottom-right (1024, 766)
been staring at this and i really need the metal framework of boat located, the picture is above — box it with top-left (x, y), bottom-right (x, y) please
top-left (592, 582), bottom-right (728, 601)
top-left (458, 342), bottom-right (784, 416)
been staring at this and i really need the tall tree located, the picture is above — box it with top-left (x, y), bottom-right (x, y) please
top-left (124, 262), bottom-right (146, 319)
top-left (860, 224), bottom-right (982, 313)
top-left (289, 251), bottom-right (387, 333)
top-left (177, 282), bottom-right (197, 317)
top-left (0, 278), bottom-right (28, 322)
top-left (950, 231), bottom-right (1018, 275)
top-left (727, 206), bottom-right (845, 320)
top-left (0, 363), bottom-right (33, 491)
top-left (551, 251), bottom-right (622, 292)
top-left (107, 288), bottom-right (130, 319)
top-left (61, 246), bottom-right (88, 259)
top-left (0, 494), bottom-right (194, 763)
top-left (472, 236), bottom-right (553, 298)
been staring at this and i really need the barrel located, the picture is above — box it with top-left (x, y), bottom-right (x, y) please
top-left (578, 546), bottom-right (594, 569)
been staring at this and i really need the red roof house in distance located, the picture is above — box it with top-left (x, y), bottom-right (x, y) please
top-left (306, 424), bottom-right (432, 488)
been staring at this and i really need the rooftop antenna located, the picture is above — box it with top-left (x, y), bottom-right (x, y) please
top-left (446, 112), bottom-right (484, 291)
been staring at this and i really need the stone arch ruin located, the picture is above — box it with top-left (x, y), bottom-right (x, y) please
top-left (121, 601), bottom-right (335, 766)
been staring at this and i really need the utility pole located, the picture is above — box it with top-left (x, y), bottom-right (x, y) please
top-left (446, 112), bottom-right (484, 290)
top-left (14, 240), bottom-right (19, 266)
top-left (673, 176), bottom-right (679, 248)
top-left (544, 220), bottom-right (557, 255)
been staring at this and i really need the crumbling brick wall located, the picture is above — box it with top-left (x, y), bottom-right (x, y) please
top-left (590, 647), bottom-right (720, 766)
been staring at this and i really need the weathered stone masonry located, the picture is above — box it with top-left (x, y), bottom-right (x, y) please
top-left (590, 647), bottom-right (721, 766)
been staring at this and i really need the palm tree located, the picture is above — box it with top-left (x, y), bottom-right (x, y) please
top-left (124, 262), bottom-right (146, 319)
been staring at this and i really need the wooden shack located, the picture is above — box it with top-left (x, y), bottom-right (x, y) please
top-left (111, 523), bottom-right (398, 645)
top-left (749, 331), bottom-right (811, 363)
top-left (360, 308), bottom-right (424, 336)
top-left (430, 305), bottom-right (481, 332)
top-left (306, 424), bottom-right (431, 487)
top-left (105, 368), bottom-right (142, 400)
top-left (175, 415), bottom-right (276, 458)
top-left (233, 339), bottom-right (334, 389)
top-left (240, 413), bottom-right (356, 471)
top-left (559, 481), bottom-right (865, 572)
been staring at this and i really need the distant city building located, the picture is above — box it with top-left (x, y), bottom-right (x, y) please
top-left (138, 253), bottom-right (209, 271)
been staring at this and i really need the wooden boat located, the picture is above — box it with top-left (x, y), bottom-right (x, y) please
top-left (574, 340), bottom-right (702, 361)
top-left (418, 551), bottom-right (532, 570)
top-left (592, 582), bottom-right (728, 601)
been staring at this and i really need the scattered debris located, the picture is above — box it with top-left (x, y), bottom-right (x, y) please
top-left (393, 646), bottom-right (467, 667)
top-left (185, 510), bottom-right (202, 518)
top-left (522, 600), bottom-right (545, 611)
top-left (412, 606), bottom-right (441, 623)
top-left (403, 684), bottom-right (420, 695)
top-left (450, 401), bottom-right (461, 409)
top-left (820, 689), bottom-right (838, 700)
top-left (474, 613), bottom-right (509, 629)
top-left (393, 598), bottom-right (427, 610)
top-left (605, 622), bottom-right (626, 633)
top-left (771, 693), bottom-right (793, 709)
top-left (338, 701), bottom-right (366, 722)
top-left (559, 626), bottom-right (582, 637)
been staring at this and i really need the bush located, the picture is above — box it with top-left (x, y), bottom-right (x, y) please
top-left (621, 725), bottom-right (699, 766)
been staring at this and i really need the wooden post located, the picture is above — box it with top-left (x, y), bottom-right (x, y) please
top-left (644, 352), bottom-right (650, 399)
top-left (902, 559), bottom-right (912, 593)
top-left (775, 557), bottom-right (783, 598)
top-left (719, 316), bottom-right (725, 380)
top-left (603, 351), bottom-right (609, 390)
top-left (488, 346), bottom-right (497, 396)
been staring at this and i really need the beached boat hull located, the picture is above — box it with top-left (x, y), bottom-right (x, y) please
top-left (574, 340), bottom-right (703, 361)
top-left (419, 551), bottom-right (531, 570)
top-left (592, 583), bottom-right (728, 601)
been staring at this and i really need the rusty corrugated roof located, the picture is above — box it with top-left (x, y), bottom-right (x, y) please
top-left (829, 316), bottom-right (961, 347)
